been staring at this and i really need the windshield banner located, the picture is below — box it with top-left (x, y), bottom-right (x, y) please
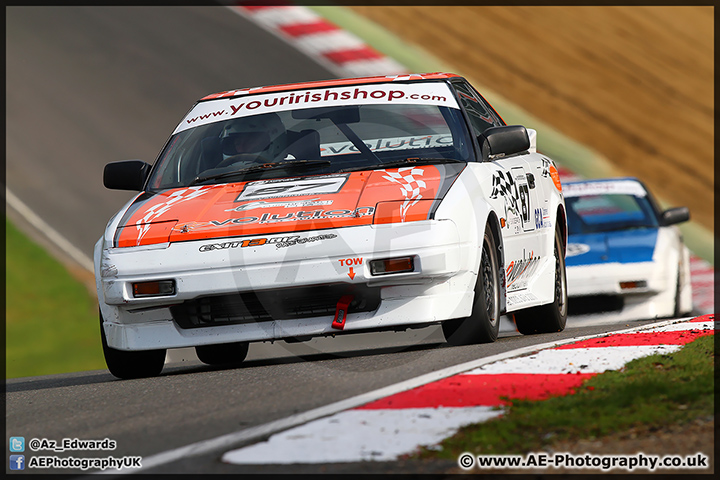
top-left (175, 83), bottom-right (459, 134)
top-left (563, 180), bottom-right (648, 198)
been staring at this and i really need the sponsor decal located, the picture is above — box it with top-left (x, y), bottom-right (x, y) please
top-left (225, 198), bottom-right (333, 212)
top-left (175, 83), bottom-right (459, 134)
top-left (566, 243), bottom-right (591, 257)
top-left (199, 235), bottom-right (300, 252)
top-left (506, 291), bottom-right (538, 306)
top-left (320, 134), bottom-right (453, 156)
top-left (563, 180), bottom-right (648, 198)
top-left (228, 206), bottom-right (374, 225)
top-left (199, 233), bottom-right (338, 252)
top-left (235, 175), bottom-right (349, 201)
top-left (534, 207), bottom-right (552, 230)
top-left (506, 250), bottom-right (542, 291)
top-left (275, 234), bottom-right (337, 249)
top-left (178, 206), bottom-right (376, 232)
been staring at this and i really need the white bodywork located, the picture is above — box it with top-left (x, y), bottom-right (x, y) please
top-left (95, 156), bottom-right (565, 351)
top-left (95, 77), bottom-right (566, 352)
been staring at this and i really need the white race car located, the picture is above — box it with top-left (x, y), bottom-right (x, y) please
top-left (96, 73), bottom-right (568, 378)
top-left (564, 177), bottom-right (693, 322)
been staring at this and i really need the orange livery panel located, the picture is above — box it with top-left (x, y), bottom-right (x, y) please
top-left (114, 165), bottom-right (459, 248)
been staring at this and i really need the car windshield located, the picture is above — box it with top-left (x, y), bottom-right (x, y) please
top-left (147, 100), bottom-right (472, 190)
top-left (566, 192), bottom-right (659, 234)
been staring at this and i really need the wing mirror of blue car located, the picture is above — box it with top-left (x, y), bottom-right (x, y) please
top-left (478, 125), bottom-right (530, 162)
top-left (103, 160), bottom-right (151, 191)
top-left (661, 206), bottom-right (690, 226)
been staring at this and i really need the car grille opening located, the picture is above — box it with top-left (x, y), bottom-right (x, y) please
top-left (170, 284), bottom-right (381, 329)
top-left (568, 295), bottom-right (624, 316)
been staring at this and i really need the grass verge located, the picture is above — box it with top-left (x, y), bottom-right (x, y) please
top-left (414, 334), bottom-right (714, 458)
top-left (5, 218), bottom-right (105, 378)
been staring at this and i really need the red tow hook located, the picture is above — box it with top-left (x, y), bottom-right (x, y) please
top-left (331, 295), bottom-right (354, 330)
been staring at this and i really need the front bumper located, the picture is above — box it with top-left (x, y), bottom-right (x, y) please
top-left (96, 220), bottom-right (477, 350)
top-left (566, 261), bottom-right (675, 320)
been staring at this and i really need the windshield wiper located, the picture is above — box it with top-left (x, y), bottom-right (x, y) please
top-left (189, 159), bottom-right (331, 186)
top-left (339, 157), bottom-right (465, 173)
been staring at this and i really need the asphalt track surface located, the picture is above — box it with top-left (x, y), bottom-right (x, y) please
top-left (4, 6), bottom-right (688, 474)
top-left (6, 6), bottom-right (338, 260)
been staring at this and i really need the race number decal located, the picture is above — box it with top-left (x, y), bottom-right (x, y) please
top-left (513, 168), bottom-right (532, 231)
top-left (235, 174), bottom-right (349, 201)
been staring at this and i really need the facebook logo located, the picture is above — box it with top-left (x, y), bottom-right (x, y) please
top-left (9, 455), bottom-right (25, 470)
top-left (9, 437), bottom-right (25, 452)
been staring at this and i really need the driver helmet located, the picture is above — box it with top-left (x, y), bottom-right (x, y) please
top-left (220, 113), bottom-right (286, 161)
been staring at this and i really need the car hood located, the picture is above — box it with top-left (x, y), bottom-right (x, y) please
top-left (565, 228), bottom-right (658, 266)
top-left (113, 164), bottom-right (464, 247)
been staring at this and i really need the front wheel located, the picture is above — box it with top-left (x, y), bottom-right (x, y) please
top-left (99, 310), bottom-right (166, 379)
top-left (514, 226), bottom-right (568, 334)
top-left (442, 224), bottom-right (501, 345)
top-left (195, 342), bottom-right (249, 366)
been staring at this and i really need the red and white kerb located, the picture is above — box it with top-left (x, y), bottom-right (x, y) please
top-left (230, 4), bottom-right (407, 78)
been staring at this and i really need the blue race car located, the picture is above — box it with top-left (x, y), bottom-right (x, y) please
top-left (564, 177), bottom-right (693, 321)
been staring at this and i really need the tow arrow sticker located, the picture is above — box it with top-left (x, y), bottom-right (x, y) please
top-left (339, 257), bottom-right (362, 280)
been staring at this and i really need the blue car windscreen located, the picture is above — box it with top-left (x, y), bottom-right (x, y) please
top-left (566, 193), bottom-right (659, 235)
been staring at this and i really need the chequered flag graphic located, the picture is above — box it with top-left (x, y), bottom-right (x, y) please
top-left (136, 186), bottom-right (212, 244)
top-left (490, 170), bottom-right (520, 216)
top-left (381, 167), bottom-right (427, 221)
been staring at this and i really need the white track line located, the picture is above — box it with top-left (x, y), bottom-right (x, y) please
top-left (6, 188), bottom-right (94, 272)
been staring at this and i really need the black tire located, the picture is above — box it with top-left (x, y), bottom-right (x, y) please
top-left (196, 342), bottom-right (249, 366)
top-left (442, 224), bottom-right (501, 345)
top-left (99, 310), bottom-right (166, 379)
top-left (514, 226), bottom-right (568, 334)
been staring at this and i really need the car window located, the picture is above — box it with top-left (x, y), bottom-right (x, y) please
top-left (148, 100), bottom-right (473, 190)
top-left (566, 193), bottom-right (659, 234)
top-left (452, 81), bottom-right (502, 137)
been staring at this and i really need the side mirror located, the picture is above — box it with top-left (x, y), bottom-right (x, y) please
top-left (661, 206), bottom-right (690, 226)
top-left (103, 160), bottom-right (151, 191)
top-left (478, 125), bottom-right (530, 161)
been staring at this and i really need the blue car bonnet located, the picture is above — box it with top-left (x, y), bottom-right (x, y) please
top-left (566, 228), bottom-right (658, 266)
